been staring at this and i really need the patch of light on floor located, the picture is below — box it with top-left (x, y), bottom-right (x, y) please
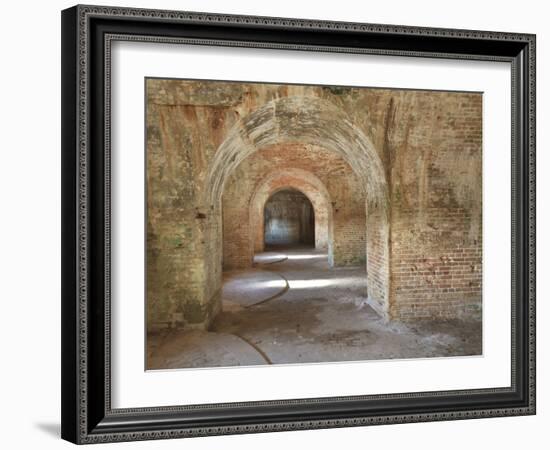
top-left (285, 253), bottom-right (327, 260)
top-left (288, 279), bottom-right (333, 288)
top-left (254, 254), bottom-right (285, 263)
top-left (250, 280), bottom-right (286, 288)
top-left (287, 277), bottom-right (362, 289)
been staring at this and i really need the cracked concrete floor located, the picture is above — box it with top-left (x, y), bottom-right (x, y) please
top-left (147, 247), bottom-right (482, 370)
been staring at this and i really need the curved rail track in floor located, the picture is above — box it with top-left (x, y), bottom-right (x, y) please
top-left (231, 254), bottom-right (291, 362)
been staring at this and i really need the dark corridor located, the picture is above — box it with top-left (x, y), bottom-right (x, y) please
top-left (264, 189), bottom-right (315, 247)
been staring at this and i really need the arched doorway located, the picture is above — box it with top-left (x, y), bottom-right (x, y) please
top-left (247, 168), bottom-right (333, 264)
top-left (263, 188), bottom-right (315, 248)
top-left (205, 96), bottom-right (390, 319)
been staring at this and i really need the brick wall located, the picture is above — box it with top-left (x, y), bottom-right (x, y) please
top-left (366, 203), bottom-right (390, 318)
top-left (146, 103), bottom-right (223, 331)
top-left (390, 208), bottom-right (482, 320)
top-left (387, 93), bottom-right (483, 320)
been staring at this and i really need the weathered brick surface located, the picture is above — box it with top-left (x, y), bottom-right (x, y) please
top-left (146, 79), bottom-right (482, 330)
top-left (366, 204), bottom-right (390, 318)
top-left (391, 208), bottom-right (482, 319)
top-left (380, 93), bottom-right (482, 320)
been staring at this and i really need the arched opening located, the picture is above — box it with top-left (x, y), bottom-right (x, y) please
top-left (263, 188), bottom-right (315, 248)
top-left (246, 167), bottom-right (334, 266)
top-left (206, 96), bottom-right (389, 318)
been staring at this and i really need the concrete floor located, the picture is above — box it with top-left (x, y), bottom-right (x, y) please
top-left (147, 247), bottom-right (482, 370)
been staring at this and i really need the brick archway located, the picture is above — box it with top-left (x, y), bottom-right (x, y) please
top-left (206, 96), bottom-right (391, 319)
top-left (204, 96), bottom-right (388, 209)
top-left (248, 168), bottom-right (333, 263)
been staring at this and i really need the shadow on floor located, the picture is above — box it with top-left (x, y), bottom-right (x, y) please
top-left (35, 422), bottom-right (60, 438)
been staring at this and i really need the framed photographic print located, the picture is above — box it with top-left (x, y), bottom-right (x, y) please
top-left (61, 4), bottom-right (536, 444)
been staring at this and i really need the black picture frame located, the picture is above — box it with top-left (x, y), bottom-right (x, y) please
top-left (61, 4), bottom-right (536, 444)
